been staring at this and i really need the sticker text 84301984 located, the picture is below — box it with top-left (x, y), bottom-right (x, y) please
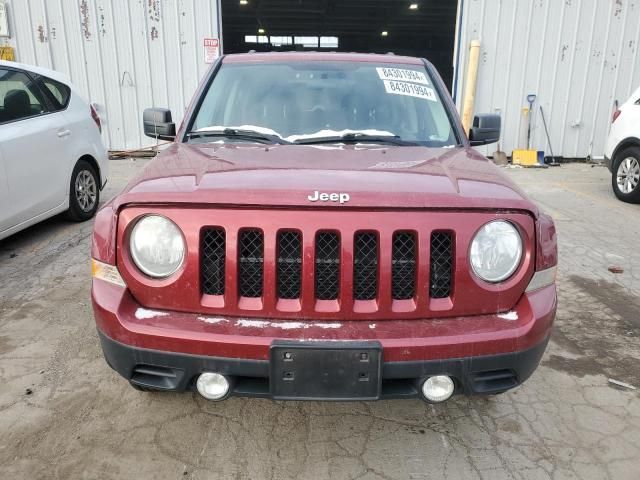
top-left (383, 80), bottom-right (437, 102)
top-left (376, 67), bottom-right (429, 85)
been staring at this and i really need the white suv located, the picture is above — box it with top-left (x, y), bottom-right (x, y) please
top-left (0, 61), bottom-right (108, 240)
top-left (605, 85), bottom-right (640, 203)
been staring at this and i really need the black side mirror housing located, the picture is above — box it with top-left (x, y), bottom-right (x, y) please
top-left (143, 108), bottom-right (176, 141)
top-left (469, 114), bottom-right (501, 146)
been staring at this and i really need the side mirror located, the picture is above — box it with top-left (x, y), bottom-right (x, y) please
top-left (469, 114), bottom-right (501, 146)
top-left (143, 108), bottom-right (176, 141)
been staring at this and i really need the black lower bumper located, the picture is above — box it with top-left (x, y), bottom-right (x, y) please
top-left (98, 331), bottom-right (549, 400)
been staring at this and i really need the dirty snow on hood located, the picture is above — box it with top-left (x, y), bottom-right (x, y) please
top-left (135, 308), bottom-right (170, 320)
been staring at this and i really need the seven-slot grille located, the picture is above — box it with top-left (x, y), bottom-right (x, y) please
top-left (201, 228), bottom-right (454, 305)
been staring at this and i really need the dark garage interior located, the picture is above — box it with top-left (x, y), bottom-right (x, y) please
top-left (220, 0), bottom-right (459, 90)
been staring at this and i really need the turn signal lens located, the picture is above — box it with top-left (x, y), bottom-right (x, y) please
top-left (526, 266), bottom-right (557, 292)
top-left (92, 259), bottom-right (126, 287)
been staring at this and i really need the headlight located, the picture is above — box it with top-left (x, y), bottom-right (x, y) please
top-left (470, 220), bottom-right (522, 283)
top-left (130, 215), bottom-right (185, 278)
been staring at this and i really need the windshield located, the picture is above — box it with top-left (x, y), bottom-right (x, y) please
top-left (189, 61), bottom-right (458, 146)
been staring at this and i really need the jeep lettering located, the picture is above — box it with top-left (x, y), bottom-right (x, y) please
top-left (308, 191), bottom-right (350, 203)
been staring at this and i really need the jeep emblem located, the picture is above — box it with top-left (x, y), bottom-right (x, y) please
top-left (307, 190), bottom-right (350, 204)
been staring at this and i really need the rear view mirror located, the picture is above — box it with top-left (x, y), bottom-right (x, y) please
top-left (143, 108), bottom-right (176, 141)
top-left (469, 114), bottom-right (501, 146)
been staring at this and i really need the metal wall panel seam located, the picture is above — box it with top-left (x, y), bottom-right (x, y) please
top-left (74, 0), bottom-right (93, 118)
top-left (630, 10), bottom-right (640, 94)
top-left (531, 0), bottom-right (551, 154)
top-left (124, 2), bottom-right (142, 148)
top-left (545, 0), bottom-right (567, 155)
top-left (502, 2), bottom-right (520, 154)
top-left (587, 0), bottom-right (615, 159)
top-left (512, 0), bottom-right (536, 151)
top-left (90, 0), bottom-right (113, 148)
top-left (159, 1), bottom-right (170, 110)
top-left (24, 0), bottom-right (37, 66)
top-left (559, 0), bottom-right (582, 156)
top-left (190, 0), bottom-right (199, 91)
top-left (40, 0), bottom-right (53, 67)
top-left (572, 0), bottom-right (599, 157)
top-left (106, 0), bottom-right (127, 149)
top-left (142, 1), bottom-right (156, 109)
top-left (173, 0), bottom-right (185, 113)
top-left (56, 0), bottom-right (72, 81)
top-left (610, 3), bottom-right (630, 106)
top-left (486, 0), bottom-right (502, 118)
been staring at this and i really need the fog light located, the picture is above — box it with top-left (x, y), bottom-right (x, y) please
top-left (421, 376), bottom-right (455, 402)
top-left (196, 372), bottom-right (230, 401)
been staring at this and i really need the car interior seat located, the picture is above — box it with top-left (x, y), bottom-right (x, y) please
top-left (4, 89), bottom-right (33, 121)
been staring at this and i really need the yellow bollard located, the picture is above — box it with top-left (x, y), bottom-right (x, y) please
top-left (461, 40), bottom-right (481, 136)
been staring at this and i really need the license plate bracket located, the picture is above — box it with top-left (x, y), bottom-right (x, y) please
top-left (270, 341), bottom-right (382, 400)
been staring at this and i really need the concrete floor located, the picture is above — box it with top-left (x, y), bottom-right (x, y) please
top-left (0, 161), bottom-right (638, 480)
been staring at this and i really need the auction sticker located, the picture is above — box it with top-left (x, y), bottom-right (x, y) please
top-left (383, 80), bottom-right (437, 101)
top-left (376, 67), bottom-right (429, 85)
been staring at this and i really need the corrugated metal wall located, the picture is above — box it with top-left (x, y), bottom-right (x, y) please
top-left (0, 0), bottom-right (220, 150)
top-left (455, 0), bottom-right (640, 159)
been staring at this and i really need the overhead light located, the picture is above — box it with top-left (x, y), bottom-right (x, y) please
top-left (258, 28), bottom-right (265, 34)
top-left (240, 0), bottom-right (248, 4)
top-left (409, 3), bottom-right (419, 9)
top-left (381, 31), bottom-right (388, 37)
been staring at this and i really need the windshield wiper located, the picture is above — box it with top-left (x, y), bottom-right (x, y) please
top-left (293, 132), bottom-right (419, 146)
top-left (186, 128), bottom-right (290, 144)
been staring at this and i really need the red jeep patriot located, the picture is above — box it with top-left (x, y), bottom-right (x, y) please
top-left (91, 52), bottom-right (557, 403)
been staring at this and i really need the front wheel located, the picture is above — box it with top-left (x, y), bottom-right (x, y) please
top-left (612, 147), bottom-right (640, 203)
top-left (66, 159), bottom-right (100, 221)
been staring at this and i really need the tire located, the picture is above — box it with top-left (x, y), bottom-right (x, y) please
top-left (612, 147), bottom-right (640, 203)
top-left (66, 159), bottom-right (100, 221)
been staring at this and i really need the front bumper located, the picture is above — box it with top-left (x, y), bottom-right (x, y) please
top-left (99, 330), bottom-right (549, 399)
top-left (92, 279), bottom-right (556, 399)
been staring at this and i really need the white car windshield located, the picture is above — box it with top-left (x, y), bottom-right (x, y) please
top-left (189, 61), bottom-right (458, 146)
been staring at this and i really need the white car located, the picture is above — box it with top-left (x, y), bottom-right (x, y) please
top-left (605, 85), bottom-right (640, 203)
top-left (0, 60), bottom-right (108, 240)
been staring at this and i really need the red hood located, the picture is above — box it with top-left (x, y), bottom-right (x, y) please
top-left (113, 143), bottom-right (538, 215)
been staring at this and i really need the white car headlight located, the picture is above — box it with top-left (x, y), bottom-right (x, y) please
top-left (470, 220), bottom-right (523, 283)
top-left (130, 215), bottom-right (185, 278)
